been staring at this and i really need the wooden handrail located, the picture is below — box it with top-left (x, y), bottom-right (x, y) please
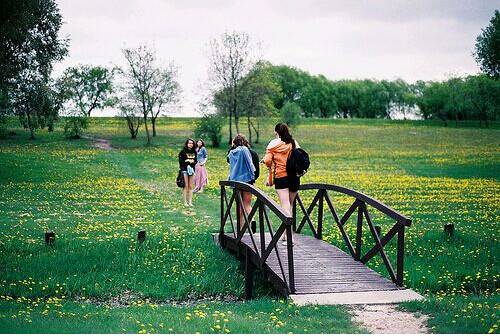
top-left (220, 181), bottom-right (411, 294)
top-left (219, 180), bottom-right (295, 295)
top-left (299, 183), bottom-right (412, 226)
top-left (294, 183), bottom-right (411, 287)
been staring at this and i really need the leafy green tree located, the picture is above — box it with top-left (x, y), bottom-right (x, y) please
top-left (57, 65), bottom-right (114, 117)
top-left (332, 80), bottom-right (361, 118)
top-left (0, 0), bottom-right (67, 138)
top-left (464, 74), bottom-right (500, 127)
top-left (357, 80), bottom-right (389, 118)
top-left (194, 113), bottom-right (223, 147)
top-left (268, 65), bottom-right (307, 109)
top-left (415, 81), bottom-right (444, 124)
top-left (280, 101), bottom-right (301, 128)
top-left (237, 61), bottom-right (282, 143)
top-left (14, 79), bottom-right (62, 139)
top-left (63, 116), bottom-right (88, 139)
top-left (474, 10), bottom-right (500, 79)
top-left (314, 75), bottom-right (338, 118)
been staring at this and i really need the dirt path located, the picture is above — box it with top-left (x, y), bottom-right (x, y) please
top-left (349, 304), bottom-right (429, 334)
top-left (92, 138), bottom-right (113, 150)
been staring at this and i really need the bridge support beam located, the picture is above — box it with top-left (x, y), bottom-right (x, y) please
top-left (245, 248), bottom-right (254, 300)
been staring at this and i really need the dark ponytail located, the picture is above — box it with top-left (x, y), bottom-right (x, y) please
top-left (275, 123), bottom-right (295, 148)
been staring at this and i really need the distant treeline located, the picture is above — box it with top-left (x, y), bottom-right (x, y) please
top-left (265, 64), bottom-right (499, 125)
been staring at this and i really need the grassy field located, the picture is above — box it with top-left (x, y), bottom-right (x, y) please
top-left (0, 117), bottom-right (498, 333)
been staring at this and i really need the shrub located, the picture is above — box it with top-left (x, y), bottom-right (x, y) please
top-left (280, 101), bottom-right (301, 128)
top-left (195, 113), bottom-right (223, 147)
top-left (63, 116), bottom-right (88, 139)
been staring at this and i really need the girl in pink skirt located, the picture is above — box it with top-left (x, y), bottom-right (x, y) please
top-left (193, 139), bottom-right (208, 193)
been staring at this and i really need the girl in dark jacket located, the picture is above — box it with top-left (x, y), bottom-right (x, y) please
top-left (179, 138), bottom-right (197, 206)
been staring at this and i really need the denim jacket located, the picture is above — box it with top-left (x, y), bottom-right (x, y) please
top-left (196, 147), bottom-right (207, 165)
top-left (228, 146), bottom-right (255, 183)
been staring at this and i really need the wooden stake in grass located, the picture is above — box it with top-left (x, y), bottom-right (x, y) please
top-left (45, 230), bottom-right (55, 245)
top-left (137, 230), bottom-right (146, 243)
top-left (444, 223), bottom-right (454, 236)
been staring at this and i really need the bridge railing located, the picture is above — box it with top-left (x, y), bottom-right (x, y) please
top-left (219, 180), bottom-right (295, 294)
top-left (294, 183), bottom-right (411, 286)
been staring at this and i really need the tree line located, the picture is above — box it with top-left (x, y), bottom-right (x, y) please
top-left (203, 11), bottom-right (498, 146)
top-left (1, 1), bottom-right (498, 145)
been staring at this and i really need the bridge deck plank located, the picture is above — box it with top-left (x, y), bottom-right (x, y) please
top-left (233, 232), bottom-right (401, 295)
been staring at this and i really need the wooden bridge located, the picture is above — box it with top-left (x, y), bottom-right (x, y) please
top-left (216, 181), bottom-right (423, 305)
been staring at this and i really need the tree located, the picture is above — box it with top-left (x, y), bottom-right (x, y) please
top-left (117, 97), bottom-right (142, 139)
top-left (464, 74), bottom-right (500, 127)
top-left (268, 65), bottom-right (308, 109)
top-left (0, 0), bottom-right (68, 138)
top-left (13, 78), bottom-right (62, 139)
top-left (280, 101), bottom-right (301, 128)
top-left (57, 65), bottom-right (114, 117)
top-left (148, 63), bottom-right (181, 137)
top-left (474, 10), bottom-right (500, 79)
top-left (237, 61), bottom-right (281, 143)
top-left (121, 46), bottom-right (180, 144)
top-left (207, 31), bottom-right (259, 144)
top-left (195, 113), bottom-right (223, 148)
top-left (121, 46), bottom-right (157, 145)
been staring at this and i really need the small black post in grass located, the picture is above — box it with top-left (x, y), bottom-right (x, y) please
top-left (137, 230), bottom-right (146, 243)
top-left (45, 230), bottom-right (55, 246)
top-left (444, 223), bottom-right (454, 236)
top-left (375, 225), bottom-right (382, 237)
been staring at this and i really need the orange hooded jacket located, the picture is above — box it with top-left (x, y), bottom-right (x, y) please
top-left (263, 138), bottom-right (299, 182)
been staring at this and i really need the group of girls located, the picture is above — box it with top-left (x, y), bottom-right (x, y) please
top-left (178, 139), bottom-right (208, 207)
top-left (178, 123), bottom-right (300, 242)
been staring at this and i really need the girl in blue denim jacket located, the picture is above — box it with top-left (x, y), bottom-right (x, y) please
top-left (228, 134), bottom-right (255, 230)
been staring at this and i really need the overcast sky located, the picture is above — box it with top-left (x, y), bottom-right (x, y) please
top-left (54, 0), bottom-right (499, 116)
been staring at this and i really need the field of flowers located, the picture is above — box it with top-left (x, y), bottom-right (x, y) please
top-left (0, 117), bottom-right (498, 333)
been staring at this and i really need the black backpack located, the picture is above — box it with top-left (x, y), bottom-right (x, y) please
top-left (176, 170), bottom-right (185, 188)
top-left (287, 148), bottom-right (310, 177)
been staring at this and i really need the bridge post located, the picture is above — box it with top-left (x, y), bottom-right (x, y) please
top-left (356, 202), bottom-right (363, 261)
top-left (286, 222), bottom-right (295, 293)
top-left (259, 202), bottom-right (265, 260)
top-left (235, 190), bottom-right (241, 237)
top-left (317, 190), bottom-right (324, 239)
top-left (245, 247), bottom-right (254, 300)
top-left (396, 223), bottom-right (405, 286)
top-left (220, 186), bottom-right (225, 247)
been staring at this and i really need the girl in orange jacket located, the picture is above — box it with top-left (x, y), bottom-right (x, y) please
top-left (261, 123), bottom-right (300, 243)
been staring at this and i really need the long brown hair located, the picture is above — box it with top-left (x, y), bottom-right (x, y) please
top-left (275, 123), bottom-right (295, 148)
top-left (232, 134), bottom-right (248, 147)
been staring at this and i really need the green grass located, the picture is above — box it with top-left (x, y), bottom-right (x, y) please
top-left (0, 116), bottom-right (498, 333)
top-left (0, 298), bottom-right (362, 333)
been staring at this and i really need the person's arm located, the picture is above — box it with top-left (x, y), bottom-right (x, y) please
top-left (200, 148), bottom-right (208, 165)
top-left (179, 150), bottom-right (187, 170)
top-left (262, 148), bottom-right (273, 168)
